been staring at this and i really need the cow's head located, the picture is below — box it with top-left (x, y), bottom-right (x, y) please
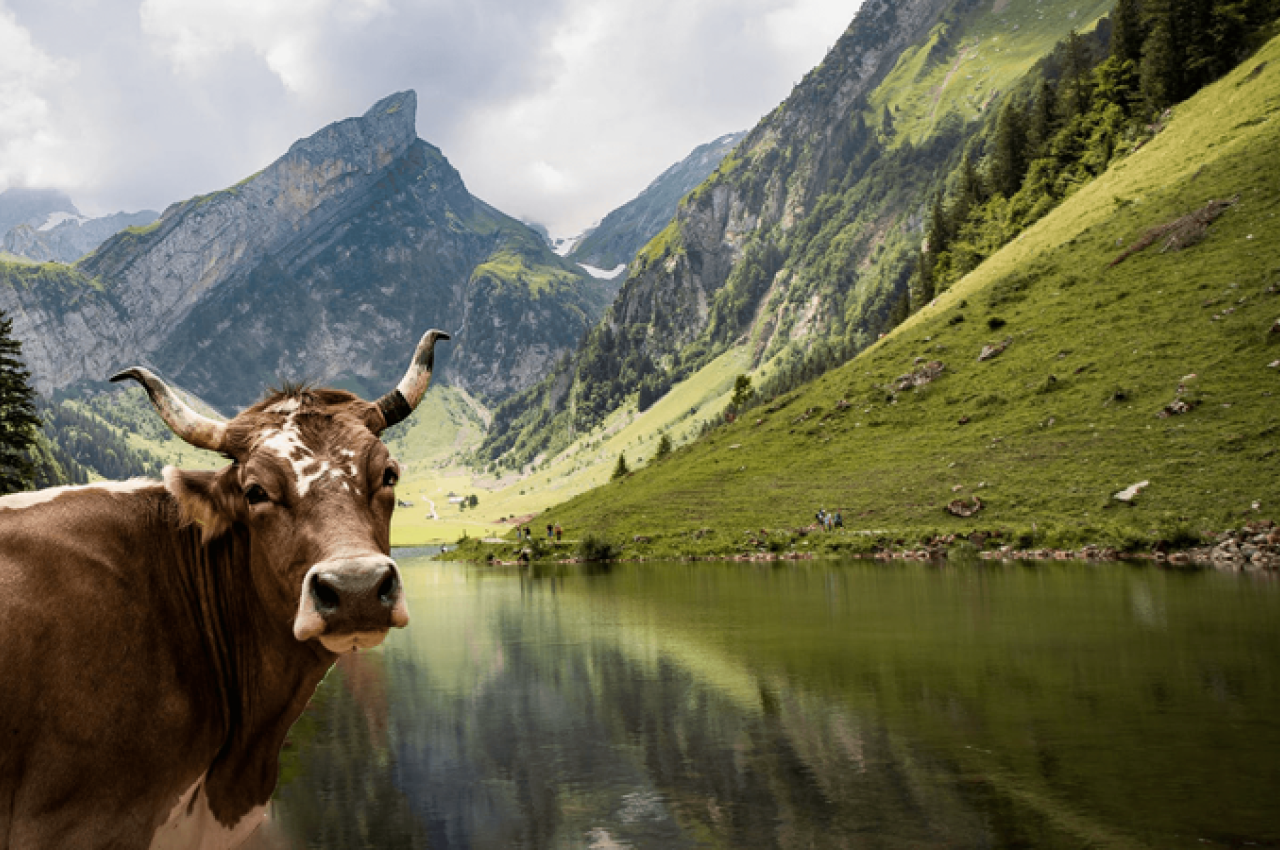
top-left (112, 330), bottom-right (449, 655)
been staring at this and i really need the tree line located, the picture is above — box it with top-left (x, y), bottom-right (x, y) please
top-left (916, 0), bottom-right (1279, 303)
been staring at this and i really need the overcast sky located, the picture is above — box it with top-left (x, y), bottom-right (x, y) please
top-left (0, 0), bottom-right (859, 237)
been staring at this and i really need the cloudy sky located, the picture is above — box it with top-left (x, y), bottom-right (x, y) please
top-left (0, 0), bottom-right (859, 237)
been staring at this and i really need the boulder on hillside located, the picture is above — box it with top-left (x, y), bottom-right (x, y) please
top-left (945, 496), bottom-right (983, 517)
top-left (978, 338), bottom-right (1011, 362)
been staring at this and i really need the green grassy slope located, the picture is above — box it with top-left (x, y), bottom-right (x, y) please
top-left (868, 0), bottom-right (1114, 141)
top-left (532, 33), bottom-right (1280, 555)
top-left (389, 349), bottom-right (757, 544)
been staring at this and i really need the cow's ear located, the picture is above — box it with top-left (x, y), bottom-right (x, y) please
top-left (163, 466), bottom-right (240, 543)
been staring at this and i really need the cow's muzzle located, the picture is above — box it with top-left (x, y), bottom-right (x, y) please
top-left (293, 556), bottom-right (410, 653)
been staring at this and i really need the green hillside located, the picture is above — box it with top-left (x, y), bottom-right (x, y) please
top-left (473, 0), bottom-right (1124, 475)
top-left (519, 32), bottom-right (1280, 557)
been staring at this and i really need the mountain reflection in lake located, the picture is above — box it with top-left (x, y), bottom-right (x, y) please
top-left (260, 558), bottom-right (1280, 849)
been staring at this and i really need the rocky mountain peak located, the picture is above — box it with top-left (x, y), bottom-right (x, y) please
top-left (284, 90), bottom-right (419, 177)
top-left (3, 89), bottom-right (610, 410)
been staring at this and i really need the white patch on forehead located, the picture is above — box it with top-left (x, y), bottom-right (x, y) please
top-left (0, 478), bottom-right (161, 511)
top-left (257, 413), bottom-right (310, 462)
top-left (295, 460), bottom-right (333, 498)
top-left (255, 412), bottom-right (363, 498)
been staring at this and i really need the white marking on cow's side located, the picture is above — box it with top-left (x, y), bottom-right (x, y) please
top-left (0, 479), bottom-right (160, 511)
top-left (150, 773), bottom-right (267, 850)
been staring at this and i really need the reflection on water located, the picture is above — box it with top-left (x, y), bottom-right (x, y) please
top-left (264, 559), bottom-right (1280, 849)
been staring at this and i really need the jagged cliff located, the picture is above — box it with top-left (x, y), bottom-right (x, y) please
top-left (568, 131), bottom-right (746, 272)
top-left (0, 92), bottom-right (614, 410)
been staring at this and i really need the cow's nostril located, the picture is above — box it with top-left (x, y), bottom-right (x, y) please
top-left (311, 574), bottom-right (341, 611)
top-left (377, 572), bottom-right (398, 604)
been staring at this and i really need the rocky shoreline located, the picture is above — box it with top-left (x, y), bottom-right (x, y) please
top-left (454, 520), bottom-right (1280, 570)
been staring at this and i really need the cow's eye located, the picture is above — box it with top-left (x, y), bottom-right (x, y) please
top-left (382, 467), bottom-right (399, 488)
top-left (245, 484), bottom-right (270, 505)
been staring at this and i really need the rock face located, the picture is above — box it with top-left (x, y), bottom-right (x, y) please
top-left (0, 92), bottom-right (613, 410)
top-left (2, 210), bottom-right (159, 264)
top-left (476, 0), bottom-right (1118, 468)
top-left (568, 131), bottom-right (746, 271)
top-left (603, 0), bottom-right (954, 356)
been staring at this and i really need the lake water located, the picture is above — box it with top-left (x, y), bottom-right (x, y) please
top-left (260, 555), bottom-right (1280, 849)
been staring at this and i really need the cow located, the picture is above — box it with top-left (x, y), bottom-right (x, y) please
top-left (0, 329), bottom-right (449, 849)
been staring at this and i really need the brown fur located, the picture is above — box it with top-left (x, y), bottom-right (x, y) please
top-left (0, 391), bottom-right (402, 848)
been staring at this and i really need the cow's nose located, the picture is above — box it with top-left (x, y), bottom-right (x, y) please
top-left (295, 555), bottom-right (410, 642)
top-left (310, 560), bottom-right (399, 613)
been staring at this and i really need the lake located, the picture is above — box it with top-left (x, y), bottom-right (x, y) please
top-left (258, 554), bottom-right (1280, 849)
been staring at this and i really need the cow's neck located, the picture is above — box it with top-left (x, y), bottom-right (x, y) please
top-left (162, 516), bottom-right (334, 828)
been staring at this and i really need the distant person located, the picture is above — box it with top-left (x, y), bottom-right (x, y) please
top-left (834, 511), bottom-right (843, 529)
top-left (547, 523), bottom-right (554, 540)
top-left (554, 523), bottom-right (562, 542)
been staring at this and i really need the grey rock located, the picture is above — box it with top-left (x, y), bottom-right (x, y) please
top-left (1, 91), bottom-right (611, 411)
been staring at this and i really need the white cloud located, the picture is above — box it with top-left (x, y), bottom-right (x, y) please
top-left (0, 3), bottom-right (78, 189)
top-left (139, 0), bottom-right (355, 96)
top-left (450, 0), bottom-right (858, 235)
top-left (2, 0), bottom-right (859, 234)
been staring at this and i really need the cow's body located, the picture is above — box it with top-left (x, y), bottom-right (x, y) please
top-left (0, 482), bottom-right (326, 848)
top-left (0, 330), bottom-right (448, 849)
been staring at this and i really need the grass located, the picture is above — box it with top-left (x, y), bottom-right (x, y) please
top-left (469, 246), bottom-right (583, 297)
top-left (868, 0), bottom-right (1115, 144)
top-left (392, 347), bottom-right (757, 544)
top-left (518, 31), bottom-right (1280, 560)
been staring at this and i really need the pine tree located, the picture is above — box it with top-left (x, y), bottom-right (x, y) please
top-left (1110, 0), bottom-right (1148, 66)
top-left (950, 154), bottom-right (984, 230)
top-left (611, 453), bottom-right (630, 480)
top-left (730, 374), bottom-right (754, 410)
top-left (0, 309), bottom-right (41, 494)
top-left (654, 433), bottom-right (672, 460)
top-left (989, 99), bottom-right (1029, 198)
top-left (1061, 30), bottom-right (1096, 118)
top-left (1027, 78), bottom-right (1059, 153)
top-left (1141, 0), bottom-right (1184, 110)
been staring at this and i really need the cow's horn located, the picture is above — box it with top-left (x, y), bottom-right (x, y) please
top-left (374, 329), bottom-right (451, 431)
top-left (110, 367), bottom-right (227, 452)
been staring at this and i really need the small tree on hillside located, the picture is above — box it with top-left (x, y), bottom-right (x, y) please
top-left (0, 309), bottom-right (40, 494)
top-left (731, 374), bottom-right (754, 411)
top-left (611, 453), bottom-right (629, 480)
top-left (654, 433), bottom-right (673, 460)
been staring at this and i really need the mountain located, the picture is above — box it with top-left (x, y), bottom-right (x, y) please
top-left (0, 92), bottom-right (616, 411)
top-left (0, 188), bottom-right (78, 240)
top-left (476, 0), bottom-right (1119, 470)
top-left (567, 131), bottom-right (747, 273)
top-left (2, 210), bottom-right (159, 264)
top-left (529, 27), bottom-right (1280, 554)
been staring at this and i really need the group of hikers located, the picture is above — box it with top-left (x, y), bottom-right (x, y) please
top-left (516, 523), bottom-right (563, 542)
top-left (816, 508), bottom-right (844, 531)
